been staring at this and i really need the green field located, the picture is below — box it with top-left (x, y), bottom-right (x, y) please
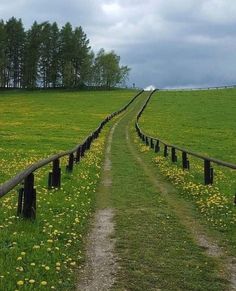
top-left (0, 89), bottom-right (136, 290)
top-left (139, 89), bottom-right (236, 163)
top-left (138, 89), bottom-right (236, 254)
top-left (139, 88), bottom-right (236, 198)
top-left (0, 90), bottom-right (135, 183)
top-left (0, 89), bottom-right (235, 290)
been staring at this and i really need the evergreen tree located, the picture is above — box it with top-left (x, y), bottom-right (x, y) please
top-left (23, 21), bottom-right (43, 88)
top-left (49, 22), bottom-right (60, 88)
top-left (60, 22), bottom-right (75, 88)
top-left (0, 18), bottom-right (130, 89)
top-left (5, 17), bottom-right (25, 88)
top-left (0, 20), bottom-right (6, 88)
top-left (73, 26), bottom-right (92, 87)
top-left (39, 22), bottom-right (51, 88)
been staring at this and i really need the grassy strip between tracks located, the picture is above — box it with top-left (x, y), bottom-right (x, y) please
top-left (108, 97), bottom-right (230, 290)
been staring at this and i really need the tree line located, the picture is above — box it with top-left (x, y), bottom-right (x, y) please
top-left (0, 17), bottom-right (130, 89)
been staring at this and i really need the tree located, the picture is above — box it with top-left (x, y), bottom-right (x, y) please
top-left (5, 17), bottom-right (25, 88)
top-left (0, 18), bottom-right (131, 90)
top-left (0, 20), bottom-right (6, 88)
top-left (60, 23), bottom-right (92, 88)
top-left (73, 26), bottom-right (92, 87)
top-left (93, 49), bottom-right (130, 89)
top-left (49, 22), bottom-right (60, 88)
top-left (60, 23), bottom-right (75, 88)
top-left (39, 22), bottom-right (52, 88)
top-left (23, 21), bottom-right (44, 88)
top-left (39, 22), bottom-right (60, 88)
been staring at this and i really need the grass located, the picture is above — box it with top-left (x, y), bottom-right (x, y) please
top-left (0, 89), bottom-right (136, 290)
top-left (108, 95), bottom-right (229, 290)
top-left (0, 89), bottom-right (136, 182)
top-left (0, 89), bottom-right (235, 290)
top-left (139, 89), bottom-right (236, 163)
top-left (137, 90), bottom-right (236, 255)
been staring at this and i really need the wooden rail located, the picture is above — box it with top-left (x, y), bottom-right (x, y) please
top-left (135, 90), bottom-right (236, 203)
top-left (0, 90), bottom-right (144, 219)
top-left (159, 84), bottom-right (236, 92)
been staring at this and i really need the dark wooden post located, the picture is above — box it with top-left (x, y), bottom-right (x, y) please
top-left (171, 147), bottom-right (177, 162)
top-left (75, 147), bottom-right (81, 163)
top-left (81, 143), bottom-right (85, 157)
top-left (150, 138), bottom-right (154, 149)
top-left (22, 173), bottom-right (36, 219)
top-left (66, 153), bottom-right (74, 173)
top-left (155, 140), bottom-right (160, 153)
top-left (164, 145), bottom-right (168, 157)
top-left (204, 159), bottom-right (213, 185)
top-left (138, 128), bottom-right (141, 138)
top-left (145, 136), bottom-right (149, 146)
top-left (182, 152), bottom-right (190, 170)
top-left (142, 134), bottom-right (145, 142)
top-left (17, 187), bottom-right (24, 216)
top-left (48, 159), bottom-right (61, 189)
top-left (87, 136), bottom-right (92, 150)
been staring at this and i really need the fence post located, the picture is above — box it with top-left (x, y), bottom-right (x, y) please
top-left (171, 147), bottom-right (177, 162)
top-left (164, 145), bottom-right (168, 157)
top-left (155, 140), bottom-right (160, 153)
top-left (81, 143), bottom-right (85, 157)
top-left (75, 146), bottom-right (81, 163)
top-left (66, 153), bottom-right (74, 173)
top-left (150, 138), bottom-right (154, 149)
top-left (145, 136), bottom-right (149, 146)
top-left (182, 152), bottom-right (190, 170)
top-left (17, 187), bottom-right (24, 216)
top-left (48, 159), bottom-right (61, 189)
top-left (204, 159), bottom-right (213, 185)
top-left (21, 173), bottom-right (36, 219)
top-left (86, 137), bottom-right (91, 150)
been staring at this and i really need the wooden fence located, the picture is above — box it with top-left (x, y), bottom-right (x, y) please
top-left (0, 90), bottom-right (144, 219)
top-left (135, 90), bottom-right (236, 204)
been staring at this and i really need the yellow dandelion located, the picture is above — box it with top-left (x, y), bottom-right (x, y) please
top-left (33, 245), bottom-right (40, 249)
top-left (17, 280), bottom-right (24, 286)
top-left (29, 279), bottom-right (35, 284)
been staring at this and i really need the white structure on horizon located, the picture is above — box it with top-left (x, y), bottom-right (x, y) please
top-left (144, 85), bottom-right (156, 91)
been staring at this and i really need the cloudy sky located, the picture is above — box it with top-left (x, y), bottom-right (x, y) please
top-left (1, 0), bottom-right (236, 88)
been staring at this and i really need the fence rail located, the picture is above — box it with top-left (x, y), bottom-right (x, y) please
top-left (135, 89), bottom-right (236, 203)
top-left (0, 90), bottom-right (144, 219)
top-left (160, 84), bottom-right (236, 92)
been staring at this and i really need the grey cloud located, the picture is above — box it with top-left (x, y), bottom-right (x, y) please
top-left (1, 0), bottom-right (236, 88)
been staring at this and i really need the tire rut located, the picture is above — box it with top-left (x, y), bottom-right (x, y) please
top-left (77, 122), bottom-right (119, 291)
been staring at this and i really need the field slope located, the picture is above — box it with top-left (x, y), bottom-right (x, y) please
top-left (139, 89), bottom-right (236, 163)
top-left (0, 89), bottom-right (136, 182)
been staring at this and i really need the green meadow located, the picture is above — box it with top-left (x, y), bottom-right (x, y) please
top-left (0, 90), bottom-right (135, 182)
top-left (0, 89), bottom-right (136, 290)
top-left (0, 88), bottom-right (235, 290)
top-left (139, 89), bottom-right (236, 163)
top-left (138, 89), bottom-right (236, 253)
